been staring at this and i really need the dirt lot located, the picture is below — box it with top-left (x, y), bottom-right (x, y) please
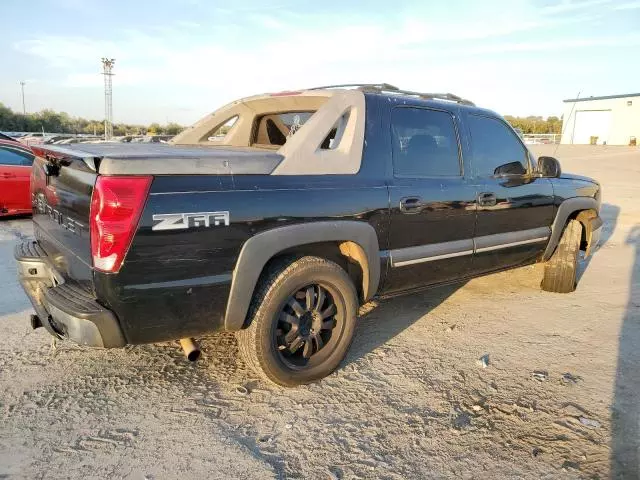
top-left (1, 145), bottom-right (639, 479)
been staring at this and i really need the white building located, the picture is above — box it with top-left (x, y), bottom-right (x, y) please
top-left (561, 93), bottom-right (640, 146)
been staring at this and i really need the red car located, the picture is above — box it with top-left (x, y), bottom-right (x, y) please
top-left (0, 138), bottom-right (34, 216)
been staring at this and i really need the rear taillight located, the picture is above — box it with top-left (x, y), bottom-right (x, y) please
top-left (90, 176), bottom-right (152, 273)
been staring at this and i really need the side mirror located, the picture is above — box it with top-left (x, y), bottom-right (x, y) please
top-left (537, 156), bottom-right (561, 178)
top-left (494, 161), bottom-right (527, 176)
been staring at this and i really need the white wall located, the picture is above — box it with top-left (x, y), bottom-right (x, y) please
top-left (561, 95), bottom-right (640, 145)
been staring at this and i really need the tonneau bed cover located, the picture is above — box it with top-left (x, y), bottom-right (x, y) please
top-left (38, 143), bottom-right (283, 175)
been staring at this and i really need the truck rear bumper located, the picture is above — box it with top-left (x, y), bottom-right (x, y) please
top-left (14, 240), bottom-right (126, 348)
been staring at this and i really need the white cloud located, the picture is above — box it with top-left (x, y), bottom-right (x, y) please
top-left (540, 0), bottom-right (611, 14)
top-left (394, 12), bottom-right (597, 45)
top-left (9, 0), bottom-right (637, 123)
top-left (249, 14), bottom-right (285, 29)
top-left (458, 33), bottom-right (640, 55)
top-left (47, 0), bottom-right (100, 13)
top-left (613, 0), bottom-right (640, 9)
top-left (214, 3), bottom-right (292, 13)
top-left (14, 36), bottom-right (129, 68)
top-left (175, 20), bottom-right (202, 29)
top-left (14, 0), bottom-right (614, 85)
top-left (65, 67), bottom-right (154, 88)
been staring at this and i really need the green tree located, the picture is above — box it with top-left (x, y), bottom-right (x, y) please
top-left (546, 116), bottom-right (562, 134)
top-left (0, 103), bottom-right (185, 137)
top-left (83, 121), bottom-right (103, 136)
top-left (147, 122), bottom-right (163, 135)
top-left (165, 122), bottom-right (184, 135)
top-left (504, 115), bottom-right (563, 135)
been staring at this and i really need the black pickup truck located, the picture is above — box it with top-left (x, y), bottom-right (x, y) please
top-left (15, 84), bottom-right (602, 386)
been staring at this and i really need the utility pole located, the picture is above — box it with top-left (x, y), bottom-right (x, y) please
top-left (20, 81), bottom-right (26, 114)
top-left (101, 58), bottom-right (115, 140)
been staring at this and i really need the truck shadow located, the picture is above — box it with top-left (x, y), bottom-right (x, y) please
top-left (599, 203), bottom-right (620, 248)
top-left (345, 282), bottom-right (463, 366)
top-left (577, 203), bottom-right (618, 283)
top-left (611, 225), bottom-right (640, 478)
top-left (347, 203), bottom-right (620, 369)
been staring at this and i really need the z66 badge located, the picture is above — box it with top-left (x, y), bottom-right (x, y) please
top-left (152, 211), bottom-right (230, 231)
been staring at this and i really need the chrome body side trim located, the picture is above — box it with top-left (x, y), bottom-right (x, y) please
top-left (390, 239), bottom-right (474, 267)
top-left (475, 237), bottom-right (549, 253)
top-left (389, 227), bottom-right (551, 267)
top-left (473, 227), bottom-right (551, 252)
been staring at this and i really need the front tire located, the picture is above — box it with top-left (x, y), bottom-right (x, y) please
top-left (236, 256), bottom-right (358, 387)
top-left (541, 219), bottom-right (582, 293)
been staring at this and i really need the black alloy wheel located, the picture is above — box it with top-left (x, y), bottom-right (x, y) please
top-left (276, 284), bottom-right (339, 367)
top-left (236, 256), bottom-right (358, 386)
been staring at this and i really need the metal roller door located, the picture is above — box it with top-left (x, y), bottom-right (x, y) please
top-left (572, 110), bottom-right (612, 144)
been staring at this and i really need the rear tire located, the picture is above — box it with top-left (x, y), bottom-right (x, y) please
top-left (541, 219), bottom-right (582, 293)
top-left (236, 256), bottom-right (358, 387)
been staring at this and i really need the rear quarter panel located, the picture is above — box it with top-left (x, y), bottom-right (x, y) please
top-left (95, 174), bottom-right (390, 344)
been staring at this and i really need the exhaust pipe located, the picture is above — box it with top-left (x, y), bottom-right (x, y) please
top-left (179, 338), bottom-right (201, 362)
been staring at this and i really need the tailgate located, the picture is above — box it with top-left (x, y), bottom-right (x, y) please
top-left (30, 147), bottom-right (97, 278)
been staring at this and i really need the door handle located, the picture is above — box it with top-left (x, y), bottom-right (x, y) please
top-left (478, 192), bottom-right (497, 207)
top-left (399, 196), bottom-right (423, 213)
top-left (1, 173), bottom-right (16, 179)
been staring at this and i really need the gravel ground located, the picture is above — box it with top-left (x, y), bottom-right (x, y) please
top-left (1, 145), bottom-right (639, 479)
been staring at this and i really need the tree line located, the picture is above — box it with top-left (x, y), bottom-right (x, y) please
top-left (504, 115), bottom-right (562, 135)
top-left (0, 103), bottom-right (185, 136)
top-left (0, 102), bottom-right (563, 138)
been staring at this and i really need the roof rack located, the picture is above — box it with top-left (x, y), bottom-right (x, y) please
top-left (308, 83), bottom-right (475, 106)
top-left (310, 83), bottom-right (401, 91)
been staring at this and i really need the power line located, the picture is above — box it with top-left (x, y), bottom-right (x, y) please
top-left (554, 90), bottom-right (581, 156)
top-left (101, 58), bottom-right (115, 140)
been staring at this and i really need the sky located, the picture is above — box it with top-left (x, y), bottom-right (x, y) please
top-left (1, 0), bottom-right (639, 125)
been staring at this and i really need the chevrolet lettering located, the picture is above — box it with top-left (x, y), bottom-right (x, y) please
top-left (32, 194), bottom-right (85, 235)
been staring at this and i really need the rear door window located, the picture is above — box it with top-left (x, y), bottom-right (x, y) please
top-left (391, 107), bottom-right (462, 177)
